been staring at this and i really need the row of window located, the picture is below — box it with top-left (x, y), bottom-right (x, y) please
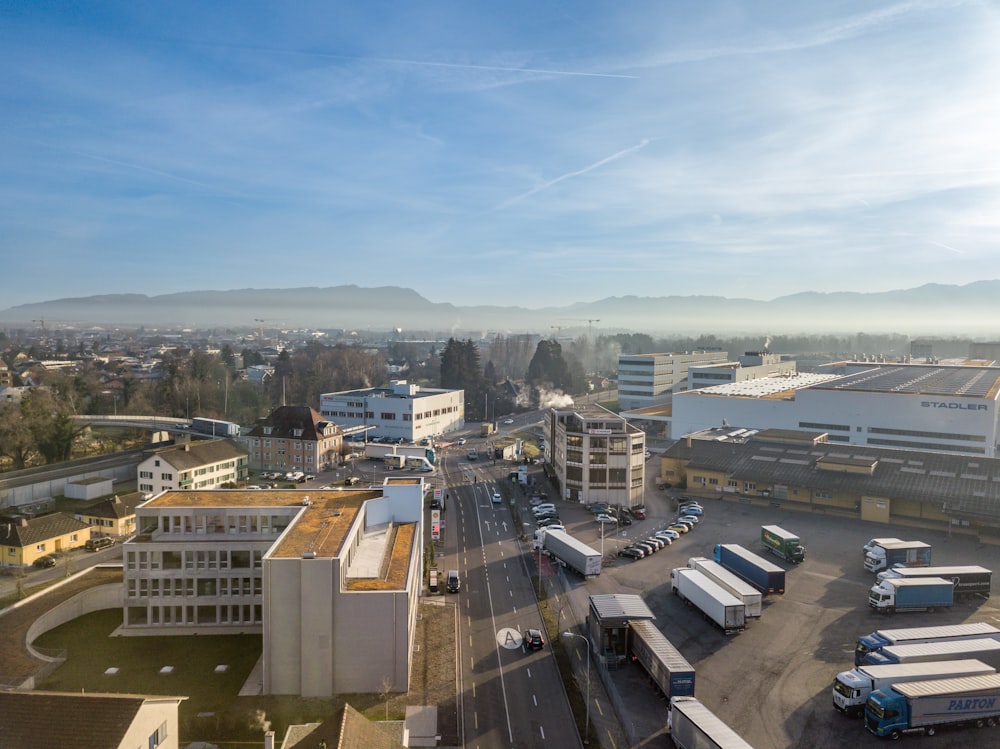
top-left (125, 548), bottom-right (265, 570)
top-left (126, 575), bottom-right (262, 597)
top-left (125, 603), bottom-right (262, 627)
top-left (154, 513), bottom-right (291, 536)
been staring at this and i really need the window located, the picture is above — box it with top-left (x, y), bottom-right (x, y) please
top-left (148, 720), bottom-right (168, 748)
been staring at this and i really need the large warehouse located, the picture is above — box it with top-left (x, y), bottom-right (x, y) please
top-left (670, 363), bottom-right (1000, 457)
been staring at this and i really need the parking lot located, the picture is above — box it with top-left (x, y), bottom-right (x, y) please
top-left (526, 483), bottom-right (1000, 748)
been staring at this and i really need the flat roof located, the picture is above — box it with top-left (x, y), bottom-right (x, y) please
top-left (811, 364), bottom-right (1000, 398)
top-left (684, 373), bottom-right (840, 399)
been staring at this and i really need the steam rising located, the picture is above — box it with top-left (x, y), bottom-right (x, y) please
top-left (538, 388), bottom-right (574, 409)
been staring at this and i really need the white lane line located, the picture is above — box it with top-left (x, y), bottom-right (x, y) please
top-left (532, 694), bottom-right (538, 707)
top-left (540, 726), bottom-right (546, 739)
top-left (527, 667), bottom-right (532, 678)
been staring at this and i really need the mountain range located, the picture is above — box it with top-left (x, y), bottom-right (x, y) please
top-left (2, 282), bottom-right (999, 337)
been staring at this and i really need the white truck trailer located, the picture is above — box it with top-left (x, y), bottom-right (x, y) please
top-left (670, 568), bottom-right (746, 635)
top-left (669, 696), bottom-right (756, 749)
top-left (832, 659), bottom-right (995, 718)
top-left (688, 556), bottom-right (763, 618)
top-left (542, 530), bottom-right (601, 577)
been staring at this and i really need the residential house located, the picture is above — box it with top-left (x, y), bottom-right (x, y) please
top-left (136, 439), bottom-right (249, 496)
top-left (73, 492), bottom-right (144, 539)
top-left (0, 513), bottom-right (92, 568)
top-left (244, 405), bottom-right (343, 475)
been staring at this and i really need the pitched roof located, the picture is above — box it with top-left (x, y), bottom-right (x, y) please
top-left (78, 492), bottom-right (145, 520)
top-left (247, 405), bottom-right (340, 441)
top-left (146, 438), bottom-right (247, 471)
top-left (282, 704), bottom-right (402, 749)
top-left (0, 512), bottom-right (91, 548)
top-left (0, 691), bottom-right (183, 749)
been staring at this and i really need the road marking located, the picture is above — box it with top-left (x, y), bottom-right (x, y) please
top-left (607, 729), bottom-right (616, 748)
top-left (472, 681), bottom-right (476, 698)
top-left (527, 667), bottom-right (532, 678)
top-left (470, 656), bottom-right (474, 670)
top-left (595, 697), bottom-right (604, 716)
top-left (496, 627), bottom-right (523, 650)
top-left (469, 635), bottom-right (473, 648)
top-left (512, 604), bottom-right (517, 613)
top-left (474, 712), bottom-right (478, 730)
top-left (575, 650), bottom-right (582, 663)
top-left (532, 694), bottom-right (537, 707)
top-left (540, 726), bottom-right (545, 739)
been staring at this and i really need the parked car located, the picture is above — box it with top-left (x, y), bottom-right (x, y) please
top-left (532, 503), bottom-right (557, 516)
top-left (630, 507), bottom-right (646, 520)
top-left (619, 546), bottom-right (645, 560)
top-left (523, 628), bottom-right (545, 650)
top-left (673, 519), bottom-right (696, 531)
top-left (33, 555), bottom-right (56, 569)
top-left (536, 517), bottom-right (563, 528)
top-left (652, 532), bottom-right (674, 545)
top-left (344, 476), bottom-right (361, 486)
top-left (667, 523), bottom-right (690, 534)
top-left (678, 514), bottom-right (700, 525)
top-left (634, 541), bottom-right (657, 555)
top-left (595, 514), bottom-right (618, 525)
top-left (644, 537), bottom-right (665, 550)
top-left (658, 529), bottom-right (681, 540)
top-left (535, 511), bottom-right (560, 521)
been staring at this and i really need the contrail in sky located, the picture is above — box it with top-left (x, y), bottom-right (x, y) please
top-left (498, 138), bottom-right (653, 209)
top-left (368, 56), bottom-right (638, 79)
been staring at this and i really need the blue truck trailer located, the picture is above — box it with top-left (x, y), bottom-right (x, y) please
top-left (855, 622), bottom-right (1000, 666)
top-left (869, 577), bottom-right (954, 614)
top-left (629, 620), bottom-right (696, 699)
top-left (713, 543), bottom-right (785, 595)
top-left (865, 673), bottom-right (1000, 739)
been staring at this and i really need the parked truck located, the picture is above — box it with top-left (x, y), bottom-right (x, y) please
top-left (865, 672), bottom-right (1000, 739)
top-left (869, 576), bottom-right (954, 614)
top-left (542, 529), bottom-right (601, 577)
top-left (688, 556), bottom-right (763, 618)
top-left (864, 540), bottom-right (932, 572)
top-left (864, 537), bottom-right (902, 558)
top-left (382, 454), bottom-right (406, 469)
top-left (713, 543), bottom-right (785, 595)
top-left (364, 443), bottom-right (437, 464)
top-left (833, 659), bottom-right (996, 718)
top-left (862, 638), bottom-right (1000, 669)
top-left (628, 619), bottom-right (696, 699)
top-left (481, 422), bottom-right (497, 436)
top-left (877, 565), bottom-right (992, 600)
top-left (668, 696), bottom-right (756, 749)
top-left (855, 622), bottom-right (1000, 666)
top-left (760, 525), bottom-right (805, 564)
top-left (671, 568), bottom-right (746, 635)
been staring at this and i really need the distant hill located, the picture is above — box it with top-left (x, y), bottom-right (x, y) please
top-left (2, 282), bottom-right (999, 336)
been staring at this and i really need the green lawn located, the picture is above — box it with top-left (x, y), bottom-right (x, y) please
top-left (33, 609), bottom-right (369, 746)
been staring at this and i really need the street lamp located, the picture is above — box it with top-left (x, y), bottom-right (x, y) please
top-left (561, 630), bottom-right (591, 744)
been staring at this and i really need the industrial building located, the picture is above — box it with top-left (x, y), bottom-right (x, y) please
top-left (669, 363), bottom-right (1000, 457)
top-left (122, 478), bottom-right (424, 696)
top-left (687, 351), bottom-right (797, 390)
top-left (617, 351), bottom-right (730, 411)
top-left (545, 403), bottom-right (646, 507)
top-left (658, 426), bottom-right (1000, 541)
top-left (319, 380), bottom-right (464, 443)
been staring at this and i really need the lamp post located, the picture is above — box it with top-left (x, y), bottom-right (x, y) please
top-left (561, 630), bottom-right (591, 744)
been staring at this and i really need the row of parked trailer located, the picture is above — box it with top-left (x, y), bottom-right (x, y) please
top-left (827, 622), bottom-right (1000, 738)
top-left (626, 620), bottom-right (757, 747)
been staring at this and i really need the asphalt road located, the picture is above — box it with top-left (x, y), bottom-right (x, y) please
top-left (437, 441), bottom-right (583, 749)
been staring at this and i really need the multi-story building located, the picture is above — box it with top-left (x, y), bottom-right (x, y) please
top-left (671, 363), bottom-right (1000, 457)
top-left (687, 351), bottom-right (797, 390)
top-left (617, 351), bottom-right (729, 411)
top-left (545, 403), bottom-right (645, 507)
top-left (136, 440), bottom-right (249, 496)
top-left (243, 405), bottom-right (343, 474)
top-left (320, 380), bottom-right (464, 443)
top-left (122, 478), bottom-right (424, 696)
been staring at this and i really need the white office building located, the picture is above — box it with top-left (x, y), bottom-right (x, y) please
top-left (617, 352), bottom-right (730, 411)
top-left (688, 351), bottom-right (797, 390)
top-left (319, 380), bottom-right (464, 443)
top-left (671, 364), bottom-right (1000, 457)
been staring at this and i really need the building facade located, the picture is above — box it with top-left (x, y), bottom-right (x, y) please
top-left (546, 403), bottom-right (646, 507)
top-left (320, 380), bottom-right (464, 443)
top-left (671, 364), bottom-right (1000, 457)
top-left (687, 351), bottom-right (797, 390)
top-left (243, 405), bottom-right (343, 474)
top-left (136, 440), bottom-right (249, 496)
top-left (617, 351), bottom-right (730, 411)
top-left (1, 513), bottom-right (92, 568)
top-left (122, 479), bottom-right (424, 696)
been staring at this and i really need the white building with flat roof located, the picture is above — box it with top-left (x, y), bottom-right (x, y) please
top-left (688, 351), bottom-right (797, 390)
top-left (671, 364), bottom-right (1000, 457)
top-left (617, 351), bottom-right (730, 411)
top-left (320, 380), bottom-right (463, 443)
top-left (123, 477), bottom-right (425, 696)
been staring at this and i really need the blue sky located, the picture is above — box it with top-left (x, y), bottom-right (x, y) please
top-left (3, 1), bottom-right (999, 310)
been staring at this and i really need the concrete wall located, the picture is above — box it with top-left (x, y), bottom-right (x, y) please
top-left (119, 699), bottom-right (182, 749)
top-left (25, 583), bottom-right (123, 656)
top-left (263, 557), bottom-right (305, 695)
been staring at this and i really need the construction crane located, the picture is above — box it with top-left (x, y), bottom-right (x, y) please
top-left (32, 318), bottom-right (47, 344)
top-left (560, 318), bottom-right (601, 339)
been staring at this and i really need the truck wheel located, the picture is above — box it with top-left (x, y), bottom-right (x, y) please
top-left (926, 727), bottom-right (936, 736)
top-left (927, 607), bottom-right (935, 613)
top-left (977, 719), bottom-right (986, 728)
top-left (988, 718), bottom-right (997, 727)
top-left (890, 730), bottom-right (901, 740)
